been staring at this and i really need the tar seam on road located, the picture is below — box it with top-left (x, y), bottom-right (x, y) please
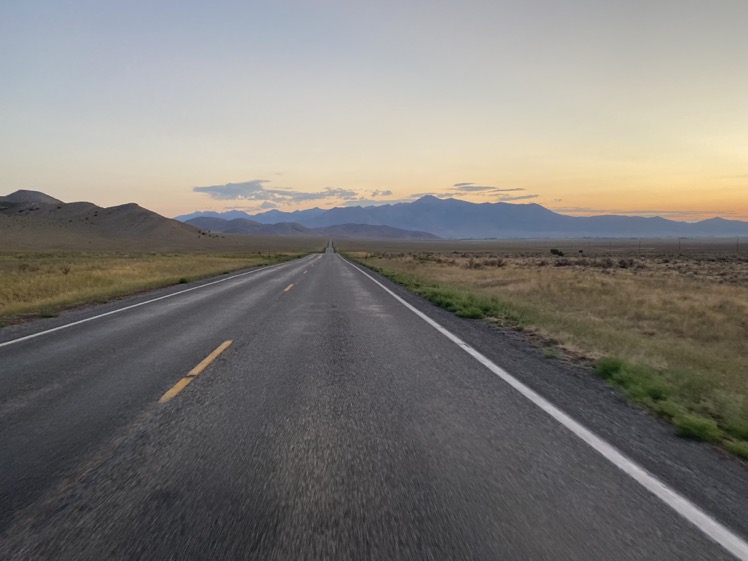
top-left (159, 340), bottom-right (233, 403)
top-left (283, 283), bottom-right (294, 292)
top-left (0, 255), bottom-right (318, 350)
top-left (342, 256), bottom-right (748, 561)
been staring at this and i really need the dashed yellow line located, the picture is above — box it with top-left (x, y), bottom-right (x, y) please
top-left (283, 283), bottom-right (294, 292)
top-left (159, 340), bottom-right (233, 403)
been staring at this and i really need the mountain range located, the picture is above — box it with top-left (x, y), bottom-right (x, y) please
top-left (177, 196), bottom-right (748, 239)
top-left (184, 216), bottom-right (438, 240)
top-left (0, 190), bottom-right (438, 249)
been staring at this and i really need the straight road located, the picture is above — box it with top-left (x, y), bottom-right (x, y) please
top-left (0, 247), bottom-right (746, 560)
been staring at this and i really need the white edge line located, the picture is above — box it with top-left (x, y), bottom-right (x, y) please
top-left (0, 255), bottom-right (315, 350)
top-left (342, 255), bottom-right (748, 561)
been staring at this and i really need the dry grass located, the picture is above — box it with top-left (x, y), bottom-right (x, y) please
top-left (351, 249), bottom-right (748, 456)
top-left (0, 251), bottom-right (305, 324)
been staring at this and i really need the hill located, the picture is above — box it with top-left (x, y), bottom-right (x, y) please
top-left (0, 190), bottom-right (63, 206)
top-left (0, 197), bottom-right (211, 250)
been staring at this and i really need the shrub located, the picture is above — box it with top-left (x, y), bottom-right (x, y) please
top-left (725, 419), bottom-right (748, 441)
top-left (596, 357), bottom-right (625, 379)
top-left (550, 248), bottom-right (564, 256)
top-left (613, 365), bottom-right (672, 402)
top-left (673, 414), bottom-right (722, 442)
top-left (619, 258), bottom-right (635, 269)
top-left (655, 400), bottom-right (684, 420)
top-left (456, 307), bottom-right (485, 319)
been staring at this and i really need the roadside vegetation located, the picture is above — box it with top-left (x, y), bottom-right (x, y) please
top-left (0, 251), bottom-right (304, 325)
top-left (345, 247), bottom-right (748, 459)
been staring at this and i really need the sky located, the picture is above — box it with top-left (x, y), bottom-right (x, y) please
top-left (1, 0), bottom-right (746, 221)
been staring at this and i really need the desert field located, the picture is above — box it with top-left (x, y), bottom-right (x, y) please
top-left (341, 238), bottom-right (748, 458)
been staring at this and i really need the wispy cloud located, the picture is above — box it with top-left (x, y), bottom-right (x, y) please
top-left (412, 190), bottom-right (539, 202)
top-left (449, 182), bottom-right (536, 201)
top-left (193, 180), bottom-right (274, 200)
top-left (342, 198), bottom-right (415, 207)
top-left (453, 183), bottom-right (496, 192)
top-left (498, 194), bottom-right (539, 202)
top-left (452, 182), bottom-right (525, 193)
top-left (550, 206), bottom-right (746, 221)
top-left (370, 189), bottom-right (393, 197)
top-left (193, 180), bottom-right (359, 204)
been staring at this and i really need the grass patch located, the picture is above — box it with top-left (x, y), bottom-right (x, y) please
top-left (347, 250), bottom-right (748, 460)
top-left (363, 263), bottom-right (525, 326)
top-left (542, 348), bottom-right (560, 360)
top-left (725, 440), bottom-right (748, 460)
top-left (595, 357), bottom-right (626, 379)
top-left (673, 414), bottom-right (722, 442)
top-left (0, 251), bottom-right (302, 324)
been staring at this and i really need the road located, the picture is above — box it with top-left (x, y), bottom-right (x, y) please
top-left (1, 244), bottom-right (747, 560)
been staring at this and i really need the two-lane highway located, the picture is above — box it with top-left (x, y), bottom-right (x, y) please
top-left (1, 248), bottom-right (747, 560)
top-left (0, 254), bottom-right (323, 530)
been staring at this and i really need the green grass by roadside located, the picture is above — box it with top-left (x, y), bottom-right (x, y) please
top-left (348, 252), bottom-right (748, 461)
top-left (0, 251), bottom-right (306, 325)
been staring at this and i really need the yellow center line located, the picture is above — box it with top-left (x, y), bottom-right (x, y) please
top-left (159, 340), bottom-right (233, 404)
top-left (283, 283), bottom-right (294, 292)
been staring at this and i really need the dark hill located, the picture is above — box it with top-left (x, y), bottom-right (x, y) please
top-left (0, 193), bottom-right (211, 250)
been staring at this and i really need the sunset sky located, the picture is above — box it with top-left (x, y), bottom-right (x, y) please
top-left (2, 1), bottom-right (746, 221)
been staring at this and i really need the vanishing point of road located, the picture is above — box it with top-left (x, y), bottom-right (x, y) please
top-left (1, 243), bottom-right (748, 560)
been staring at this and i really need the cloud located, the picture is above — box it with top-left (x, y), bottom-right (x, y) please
top-left (370, 189), bottom-right (393, 197)
top-left (407, 191), bottom-right (540, 203)
top-left (497, 194), bottom-right (539, 202)
top-left (549, 206), bottom-right (744, 221)
top-left (193, 180), bottom-right (273, 200)
top-left (290, 187), bottom-right (358, 202)
top-left (342, 198), bottom-right (414, 207)
top-left (193, 180), bottom-right (359, 204)
top-left (452, 182), bottom-right (525, 193)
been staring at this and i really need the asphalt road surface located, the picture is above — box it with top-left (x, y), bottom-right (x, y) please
top-left (1, 245), bottom-right (747, 560)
